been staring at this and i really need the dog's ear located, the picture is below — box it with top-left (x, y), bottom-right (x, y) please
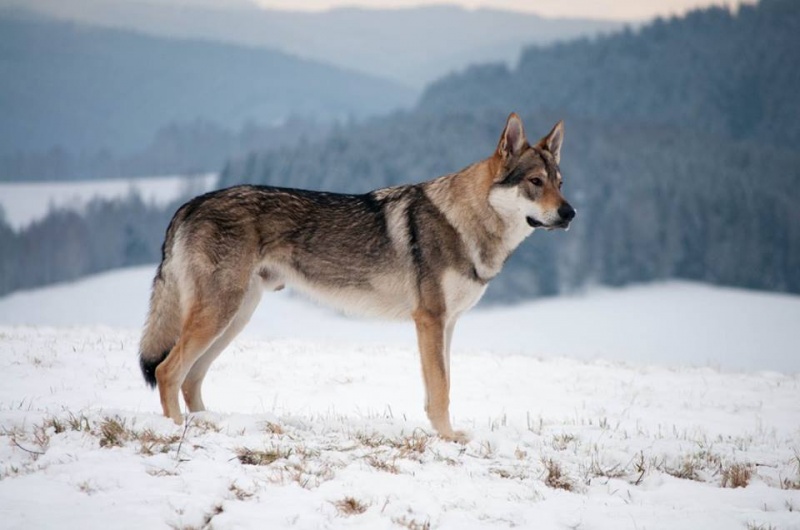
top-left (536, 120), bottom-right (564, 164)
top-left (497, 113), bottom-right (527, 160)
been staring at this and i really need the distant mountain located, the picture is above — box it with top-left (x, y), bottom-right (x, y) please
top-left (0, 0), bottom-right (624, 86)
top-left (0, 10), bottom-right (414, 157)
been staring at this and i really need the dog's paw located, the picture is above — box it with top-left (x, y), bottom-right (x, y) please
top-left (439, 429), bottom-right (471, 444)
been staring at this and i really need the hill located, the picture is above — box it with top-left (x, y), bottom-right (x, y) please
top-left (0, 0), bottom-right (623, 87)
top-left (0, 10), bottom-right (414, 157)
top-left (3, 264), bottom-right (800, 372)
top-left (419, 0), bottom-right (800, 147)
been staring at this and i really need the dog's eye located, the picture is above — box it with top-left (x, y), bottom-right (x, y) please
top-left (531, 177), bottom-right (543, 187)
top-left (558, 181), bottom-right (563, 190)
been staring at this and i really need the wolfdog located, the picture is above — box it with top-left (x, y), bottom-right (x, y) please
top-left (139, 113), bottom-right (575, 441)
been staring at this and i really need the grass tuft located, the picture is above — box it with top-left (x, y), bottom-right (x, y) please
top-left (543, 458), bottom-right (574, 491)
top-left (721, 463), bottom-right (753, 488)
top-left (137, 429), bottom-right (181, 455)
top-left (98, 416), bottom-right (130, 448)
top-left (236, 446), bottom-right (290, 466)
top-left (333, 496), bottom-right (369, 516)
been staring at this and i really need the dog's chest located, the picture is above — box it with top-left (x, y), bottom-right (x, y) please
top-left (441, 269), bottom-right (487, 316)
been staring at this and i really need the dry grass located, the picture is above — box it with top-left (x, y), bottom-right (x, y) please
top-left (228, 482), bottom-right (255, 501)
top-left (235, 446), bottom-right (290, 466)
top-left (542, 458), bottom-right (574, 491)
top-left (366, 454), bottom-right (400, 474)
top-left (146, 468), bottom-right (179, 477)
top-left (781, 477), bottom-right (800, 490)
top-left (392, 514), bottom-right (431, 530)
top-left (721, 463), bottom-right (753, 488)
top-left (388, 432), bottom-right (430, 457)
top-left (138, 429), bottom-right (181, 455)
top-left (665, 456), bottom-right (701, 481)
top-left (264, 422), bottom-right (284, 435)
top-left (333, 496), bottom-right (369, 516)
top-left (189, 418), bottom-right (221, 434)
top-left (353, 430), bottom-right (388, 449)
top-left (551, 433), bottom-right (576, 451)
top-left (98, 416), bottom-right (131, 448)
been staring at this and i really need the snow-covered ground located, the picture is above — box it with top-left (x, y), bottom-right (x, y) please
top-left (0, 174), bottom-right (217, 231)
top-left (1, 265), bottom-right (799, 373)
top-left (1, 268), bottom-right (799, 529)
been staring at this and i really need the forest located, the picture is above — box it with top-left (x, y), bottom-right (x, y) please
top-left (2, 0), bottom-right (798, 300)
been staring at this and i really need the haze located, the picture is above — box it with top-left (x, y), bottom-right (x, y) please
top-left (252, 0), bottom-right (756, 20)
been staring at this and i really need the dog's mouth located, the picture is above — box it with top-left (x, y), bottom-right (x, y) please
top-left (526, 216), bottom-right (544, 228)
top-left (526, 217), bottom-right (571, 231)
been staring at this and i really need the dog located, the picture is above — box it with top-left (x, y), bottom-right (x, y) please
top-left (139, 113), bottom-right (575, 441)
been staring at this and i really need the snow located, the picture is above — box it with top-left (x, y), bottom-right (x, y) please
top-left (1, 265), bottom-right (799, 372)
top-left (1, 267), bottom-right (799, 529)
top-left (0, 174), bottom-right (217, 231)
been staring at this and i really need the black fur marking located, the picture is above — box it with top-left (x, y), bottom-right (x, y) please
top-left (535, 147), bottom-right (561, 183)
top-left (140, 350), bottom-right (170, 388)
top-left (405, 188), bottom-right (425, 289)
top-left (498, 162), bottom-right (530, 187)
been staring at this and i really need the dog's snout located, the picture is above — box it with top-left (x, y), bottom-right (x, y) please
top-left (558, 202), bottom-right (576, 222)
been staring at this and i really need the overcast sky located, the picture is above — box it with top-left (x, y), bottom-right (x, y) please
top-left (250, 0), bottom-right (756, 20)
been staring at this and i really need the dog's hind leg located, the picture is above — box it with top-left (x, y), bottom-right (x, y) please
top-left (181, 275), bottom-right (263, 413)
top-left (155, 272), bottom-right (250, 424)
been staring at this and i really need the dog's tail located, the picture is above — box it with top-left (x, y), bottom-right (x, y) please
top-left (139, 264), bottom-right (182, 387)
top-left (139, 212), bottom-right (187, 388)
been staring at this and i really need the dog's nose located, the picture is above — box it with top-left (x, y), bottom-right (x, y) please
top-left (558, 202), bottom-right (576, 221)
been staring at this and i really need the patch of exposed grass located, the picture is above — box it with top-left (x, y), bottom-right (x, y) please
top-left (353, 430), bottom-right (387, 448)
top-left (236, 446), bottom-right (290, 466)
top-left (721, 463), bottom-right (753, 488)
top-left (66, 412), bottom-right (92, 432)
top-left (146, 468), bottom-right (178, 477)
top-left (333, 496), bottom-right (369, 516)
top-left (542, 458), bottom-right (574, 491)
top-left (138, 429), bottom-right (181, 455)
top-left (366, 454), bottom-right (399, 474)
top-left (781, 477), bottom-right (800, 490)
top-left (229, 481), bottom-right (255, 501)
top-left (388, 431), bottom-right (429, 457)
top-left (552, 433), bottom-right (576, 451)
top-left (264, 422), bottom-right (284, 435)
top-left (98, 416), bottom-right (131, 448)
top-left (189, 418), bottom-right (220, 434)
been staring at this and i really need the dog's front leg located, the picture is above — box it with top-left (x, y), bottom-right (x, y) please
top-left (413, 309), bottom-right (468, 443)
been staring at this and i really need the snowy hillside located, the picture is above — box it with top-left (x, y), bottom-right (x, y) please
top-left (0, 174), bottom-right (216, 230)
top-left (1, 268), bottom-right (799, 529)
top-left (1, 265), bottom-right (799, 372)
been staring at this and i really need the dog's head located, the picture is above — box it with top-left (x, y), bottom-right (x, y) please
top-left (489, 113), bottom-right (575, 231)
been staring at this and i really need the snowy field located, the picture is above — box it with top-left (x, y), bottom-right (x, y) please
top-left (1, 267), bottom-right (799, 529)
top-left (1, 265), bottom-right (799, 373)
top-left (0, 174), bottom-right (217, 231)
